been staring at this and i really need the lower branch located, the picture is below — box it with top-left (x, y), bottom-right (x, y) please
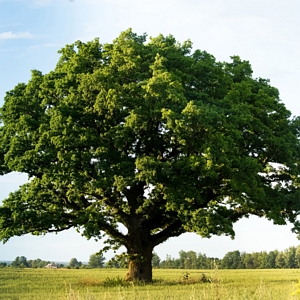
top-left (150, 219), bottom-right (185, 247)
top-left (98, 221), bottom-right (128, 248)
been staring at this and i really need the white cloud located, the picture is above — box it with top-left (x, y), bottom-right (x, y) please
top-left (0, 31), bottom-right (34, 40)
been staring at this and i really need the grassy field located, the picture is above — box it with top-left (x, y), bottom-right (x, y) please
top-left (1, 267), bottom-right (300, 299)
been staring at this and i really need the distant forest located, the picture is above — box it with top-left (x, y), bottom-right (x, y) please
top-left (2, 245), bottom-right (300, 269)
top-left (154, 245), bottom-right (300, 269)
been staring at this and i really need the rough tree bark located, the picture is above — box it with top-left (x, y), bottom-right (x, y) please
top-left (123, 211), bottom-right (154, 281)
top-left (125, 247), bottom-right (153, 282)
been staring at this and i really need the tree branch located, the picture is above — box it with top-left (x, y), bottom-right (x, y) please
top-left (150, 219), bottom-right (185, 247)
top-left (87, 191), bottom-right (130, 226)
top-left (97, 220), bottom-right (128, 248)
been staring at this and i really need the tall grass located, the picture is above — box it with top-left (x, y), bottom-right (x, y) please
top-left (0, 267), bottom-right (300, 299)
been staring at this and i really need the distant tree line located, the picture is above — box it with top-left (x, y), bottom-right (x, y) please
top-left (3, 245), bottom-right (300, 269)
top-left (157, 251), bottom-right (217, 269)
top-left (220, 247), bottom-right (300, 269)
top-left (92, 246), bottom-right (300, 269)
top-left (0, 253), bottom-right (105, 269)
top-left (154, 245), bottom-right (300, 269)
top-left (0, 256), bottom-right (65, 268)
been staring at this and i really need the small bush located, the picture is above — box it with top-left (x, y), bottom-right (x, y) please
top-left (103, 276), bottom-right (128, 287)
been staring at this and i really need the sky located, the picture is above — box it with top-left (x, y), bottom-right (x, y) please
top-left (0, 0), bottom-right (300, 263)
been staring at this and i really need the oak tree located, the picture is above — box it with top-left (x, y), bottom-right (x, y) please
top-left (1, 29), bottom-right (300, 281)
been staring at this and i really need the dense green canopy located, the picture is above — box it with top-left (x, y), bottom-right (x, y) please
top-left (1, 29), bottom-right (300, 280)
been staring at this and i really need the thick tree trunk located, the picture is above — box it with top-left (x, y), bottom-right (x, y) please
top-left (125, 247), bottom-right (153, 282)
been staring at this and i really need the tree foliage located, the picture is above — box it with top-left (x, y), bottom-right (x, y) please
top-left (159, 251), bottom-right (216, 269)
top-left (153, 246), bottom-right (300, 269)
top-left (68, 258), bottom-right (82, 268)
top-left (9, 256), bottom-right (62, 268)
top-left (10, 256), bottom-right (29, 268)
top-left (1, 29), bottom-right (300, 280)
top-left (88, 253), bottom-right (105, 268)
top-left (106, 253), bottom-right (128, 268)
top-left (152, 252), bottom-right (161, 268)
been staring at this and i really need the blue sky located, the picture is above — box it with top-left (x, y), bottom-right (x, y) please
top-left (0, 0), bottom-right (300, 263)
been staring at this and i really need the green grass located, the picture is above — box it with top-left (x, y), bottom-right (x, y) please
top-left (0, 268), bottom-right (300, 299)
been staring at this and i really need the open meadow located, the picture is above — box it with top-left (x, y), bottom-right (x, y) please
top-left (1, 268), bottom-right (300, 299)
